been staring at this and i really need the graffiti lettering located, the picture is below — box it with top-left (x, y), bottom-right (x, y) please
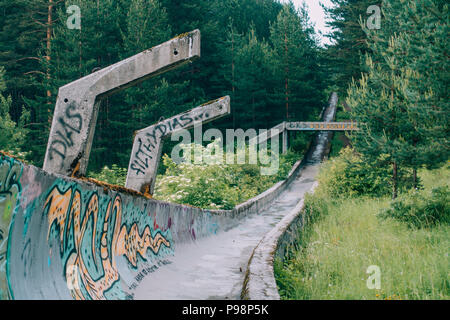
top-left (286, 122), bottom-right (358, 131)
top-left (129, 113), bottom-right (199, 176)
top-left (128, 259), bottom-right (172, 291)
top-left (48, 102), bottom-right (82, 164)
top-left (44, 185), bottom-right (171, 300)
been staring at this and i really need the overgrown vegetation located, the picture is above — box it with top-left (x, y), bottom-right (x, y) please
top-left (0, 0), bottom-right (327, 170)
top-left (275, 153), bottom-right (450, 300)
top-left (378, 168), bottom-right (450, 229)
top-left (88, 164), bottom-right (127, 186)
top-left (0, 66), bottom-right (29, 157)
top-left (88, 139), bottom-right (301, 210)
top-left (346, 0), bottom-right (449, 199)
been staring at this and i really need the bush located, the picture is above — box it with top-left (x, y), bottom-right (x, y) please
top-left (153, 140), bottom-right (300, 209)
top-left (88, 164), bottom-right (127, 186)
top-left (86, 140), bottom-right (301, 210)
top-left (303, 190), bottom-right (329, 226)
top-left (378, 186), bottom-right (450, 229)
top-left (318, 147), bottom-right (395, 198)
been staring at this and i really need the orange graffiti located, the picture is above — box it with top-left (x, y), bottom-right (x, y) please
top-left (44, 186), bottom-right (171, 300)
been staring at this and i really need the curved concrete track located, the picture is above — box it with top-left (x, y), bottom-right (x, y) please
top-left (0, 94), bottom-right (337, 300)
top-left (134, 165), bottom-right (319, 299)
top-left (134, 93), bottom-right (338, 299)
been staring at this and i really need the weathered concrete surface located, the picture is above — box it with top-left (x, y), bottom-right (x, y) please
top-left (242, 173), bottom-right (319, 300)
top-left (308, 92), bottom-right (338, 164)
top-left (286, 121), bottom-right (358, 131)
top-left (133, 165), bottom-right (319, 300)
top-left (0, 149), bottom-right (301, 300)
top-left (2, 152), bottom-right (231, 299)
top-left (242, 92), bottom-right (338, 300)
top-left (0, 133), bottom-right (313, 300)
top-left (43, 30), bottom-right (201, 177)
top-left (2, 92), bottom-right (337, 300)
top-left (134, 94), bottom-right (338, 299)
top-left (125, 96), bottom-right (230, 194)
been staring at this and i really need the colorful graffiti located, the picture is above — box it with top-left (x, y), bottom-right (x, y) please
top-left (0, 156), bottom-right (23, 300)
top-left (44, 184), bottom-right (171, 300)
top-left (0, 154), bottom-right (216, 300)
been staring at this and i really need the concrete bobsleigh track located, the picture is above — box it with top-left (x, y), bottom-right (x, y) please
top-left (0, 93), bottom-right (337, 300)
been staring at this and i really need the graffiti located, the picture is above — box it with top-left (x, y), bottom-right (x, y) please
top-left (44, 184), bottom-right (171, 300)
top-left (128, 259), bottom-right (172, 291)
top-left (286, 121), bottom-right (358, 131)
top-left (129, 112), bottom-right (203, 177)
top-left (125, 97), bottom-right (229, 194)
top-left (47, 101), bottom-right (83, 165)
top-left (0, 156), bottom-right (23, 300)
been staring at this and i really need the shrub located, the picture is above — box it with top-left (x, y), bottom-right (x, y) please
top-left (318, 147), bottom-right (393, 198)
top-left (303, 190), bottom-right (329, 226)
top-left (88, 164), bottom-right (127, 186)
top-left (378, 186), bottom-right (450, 229)
top-left (86, 139), bottom-right (301, 210)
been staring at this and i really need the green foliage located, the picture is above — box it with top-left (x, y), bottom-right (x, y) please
top-left (346, 0), bottom-right (449, 198)
top-left (1, 0), bottom-right (326, 167)
top-left (153, 140), bottom-right (299, 210)
top-left (0, 67), bottom-right (29, 155)
top-left (324, 0), bottom-right (381, 95)
top-left (275, 149), bottom-right (300, 181)
top-left (269, 2), bottom-right (326, 122)
top-left (288, 131), bottom-right (314, 155)
top-left (232, 27), bottom-right (273, 130)
top-left (275, 165), bottom-right (450, 300)
top-left (379, 186), bottom-right (450, 229)
top-left (318, 147), bottom-right (392, 198)
top-left (88, 164), bottom-right (127, 186)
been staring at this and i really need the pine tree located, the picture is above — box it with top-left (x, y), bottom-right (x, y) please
top-left (270, 2), bottom-right (325, 123)
top-left (0, 67), bottom-right (29, 154)
top-left (233, 26), bottom-right (273, 130)
top-left (324, 0), bottom-right (381, 95)
top-left (347, 0), bottom-right (449, 198)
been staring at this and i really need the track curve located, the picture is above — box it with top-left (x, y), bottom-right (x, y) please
top-left (0, 94), bottom-right (337, 300)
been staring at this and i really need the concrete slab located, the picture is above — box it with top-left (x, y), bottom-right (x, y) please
top-left (125, 96), bottom-right (230, 194)
top-left (43, 30), bottom-right (201, 177)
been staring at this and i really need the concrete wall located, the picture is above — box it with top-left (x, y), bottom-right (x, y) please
top-left (241, 92), bottom-right (338, 300)
top-left (1, 152), bottom-right (238, 299)
top-left (240, 184), bottom-right (318, 300)
top-left (43, 30), bottom-right (201, 178)
top-left (0, 147), bottom-right (304, 300)
top-left (1, 92), bottom-right (338, 300)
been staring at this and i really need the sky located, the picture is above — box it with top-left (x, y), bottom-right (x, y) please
top-left (281, 0), bottom-right (334, 46)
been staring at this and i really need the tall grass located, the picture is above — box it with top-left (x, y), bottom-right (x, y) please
top-left (275, 165), bottom-right (450, 300)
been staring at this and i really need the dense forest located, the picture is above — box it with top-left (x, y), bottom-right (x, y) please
top-left (0, 0), bottom-right (448, 200)
top-left (0, 0), bottom-right (327, 172)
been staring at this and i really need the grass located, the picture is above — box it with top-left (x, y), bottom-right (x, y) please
top-left (275, 165), bottom-right (450, 300)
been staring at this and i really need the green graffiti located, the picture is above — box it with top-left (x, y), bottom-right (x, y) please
top-left (0, 156), bottom-right (23, 300)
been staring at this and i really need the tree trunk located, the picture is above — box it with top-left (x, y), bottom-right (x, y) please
top-left (284, 30), bottom-right (289, 120)
top-left (46, 0), bottom-right (53, 123)
top-left (231, 29), bottom-right (236, 130)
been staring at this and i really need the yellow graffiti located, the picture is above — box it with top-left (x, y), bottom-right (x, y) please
top-left (45, 187), bottom-right (170, 300)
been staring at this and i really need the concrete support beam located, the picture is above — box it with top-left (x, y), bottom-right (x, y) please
top-left (125, 96), bottom-right (230, 194)
top-left (249, 122), bottom-right (287, 154)
top-left (286, 121), bottom-right (359, 131)
top-left (43, 30), bottom-right (201, 177)
top-left (282, 129), bottom-right (288, 154)
top-left (250, 122), bottom-right (286, 146)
